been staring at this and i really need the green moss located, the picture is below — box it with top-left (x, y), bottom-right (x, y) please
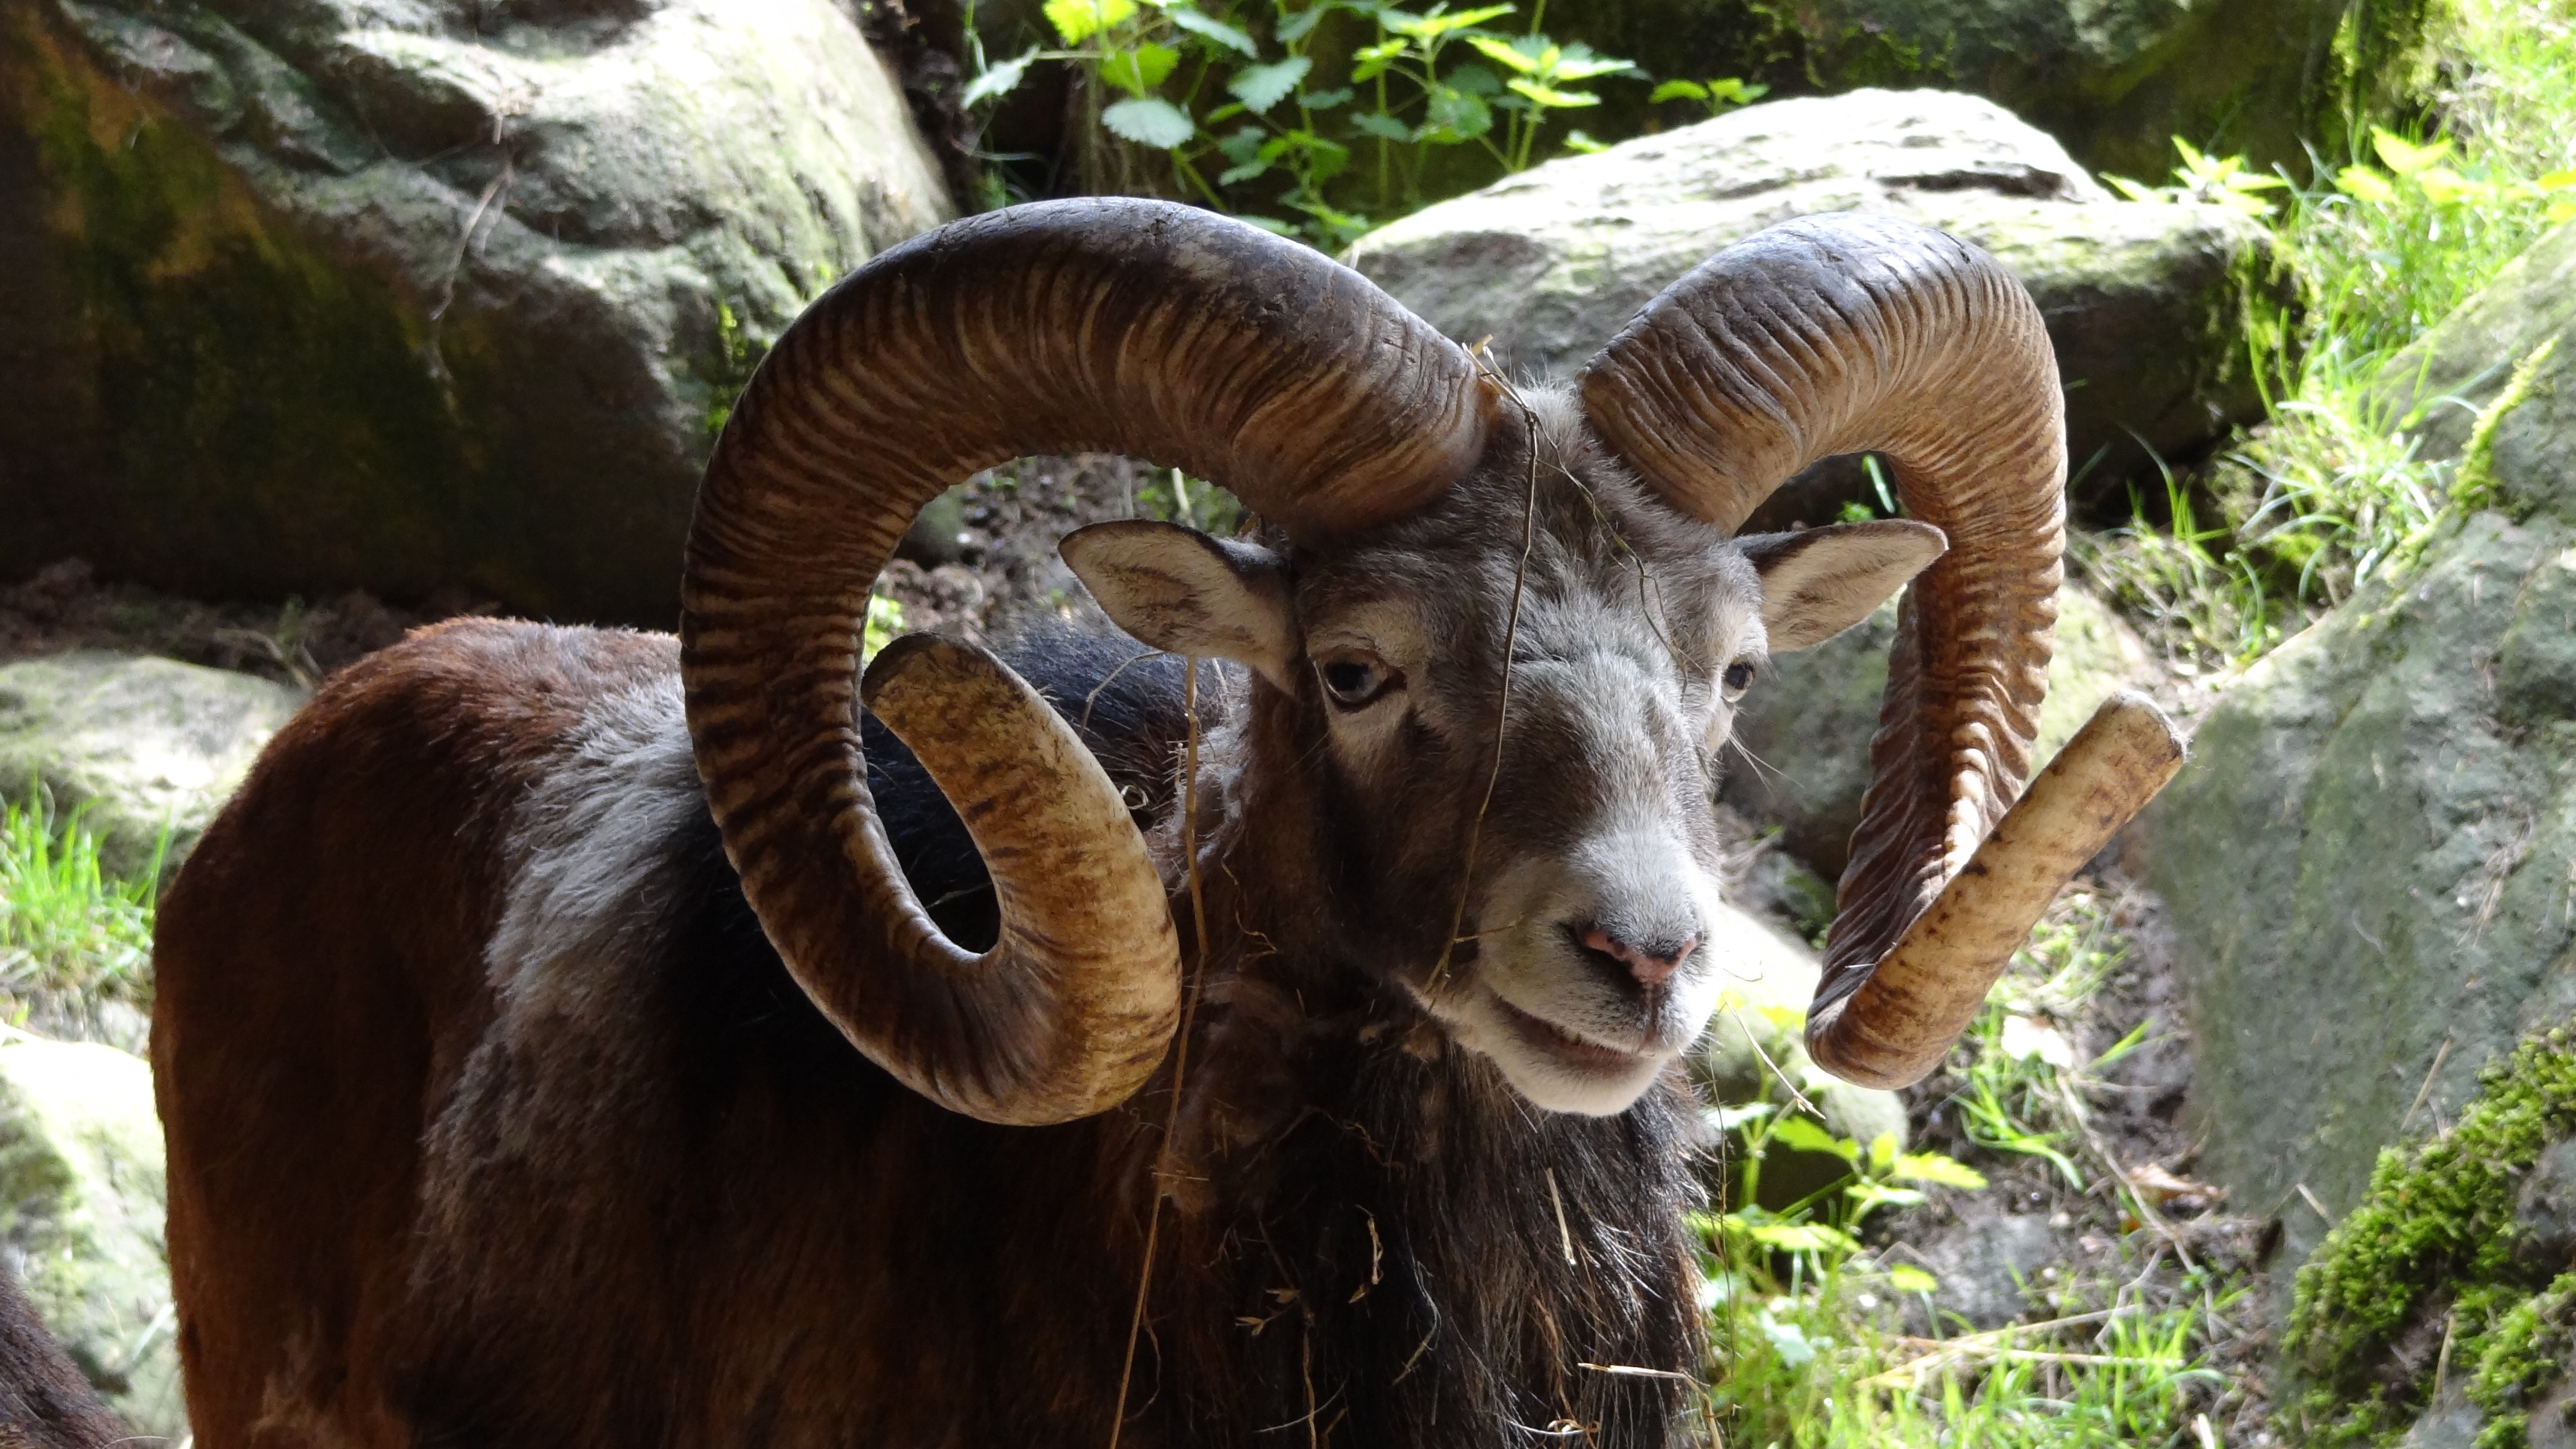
top-left (2283, 1027), bottom-right (2576, 1445)
top-left (2464, 1274), bottom-right (2576, 1449)
top-left (2454, 337), bottom-right (2561, 517)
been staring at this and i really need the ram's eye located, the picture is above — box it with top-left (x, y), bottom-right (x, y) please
top-left (1316, 654), bottom-right (1399, 709)
top-left (1722, 660), bottom-right (1758, 697)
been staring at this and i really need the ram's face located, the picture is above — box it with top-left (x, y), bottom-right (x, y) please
top-left (1281, 469), bottom-right (1757, 1114)
top-left (1063, 397), bottom-right (1944, 1117)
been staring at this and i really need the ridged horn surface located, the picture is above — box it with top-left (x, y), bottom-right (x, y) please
top-left (1806, 693), bottom-right (2186, 1087)
top-left (1577, 211), bottom-right (2067, 1088)
top-left (682, 198), bottom-right (1491, 1125)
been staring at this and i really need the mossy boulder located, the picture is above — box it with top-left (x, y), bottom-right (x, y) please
top-left (1346, 89), bottom-right (2290, 507)
top-left (2147, 275), bottom-right (2576, 1319)
top-left (0, 651), bottom-right (304, 878)
top-left (0, 0), bottom-right (955, 624)
top-left (2277, 1029), bottom-right (2576, 1446)
top-left (0, 1033), bottom-right (181, 1439)
top-left (1723, 581), bottom-right (2153, 880)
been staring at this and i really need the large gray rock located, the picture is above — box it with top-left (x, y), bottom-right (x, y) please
top-left (0, 0), bottom-right (955, 624)
top-left (1346, 89), bottom-right (2286, 508)
top-left (1724, 581), bottom-right (2153, 879)
top-left (0, 652), bottom-right (305, 878)
top-left (2147, 302), bottom-right (2576, 1283)
top-left (0, 1033), bottom-right (182, 1439)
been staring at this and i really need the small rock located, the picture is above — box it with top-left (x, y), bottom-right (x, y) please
top-left (897, 487), bottom-right (979, 569)
top-left (0, 1032), bottom-right (183, 1438)
top-left (0, 652), bottom-right (305, 878)
top-left (1905, 1201), bottom-right (2059, 1331)
top-left (1694, 901), bottom-right (1909, 1207)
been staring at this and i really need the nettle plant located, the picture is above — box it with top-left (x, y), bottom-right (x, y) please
top-left (965, 0), bottom-right (1651, 244)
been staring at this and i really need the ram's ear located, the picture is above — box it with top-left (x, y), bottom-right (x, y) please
top-left (1738, 519), bottom-right (1949, 652)
top-left (1062, 521), bottom-right (1299, 690)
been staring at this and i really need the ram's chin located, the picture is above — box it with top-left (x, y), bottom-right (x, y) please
top-left (1442, 987), bottom-right (1674, 1116)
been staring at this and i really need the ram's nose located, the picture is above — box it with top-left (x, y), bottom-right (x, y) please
top-left (1580, 927), bottom-right (1698, 989)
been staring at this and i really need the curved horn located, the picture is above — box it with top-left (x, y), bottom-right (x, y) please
top-left (683, 198), bottom-right (1492, 1125)
top-left (1577, 211), bottom-right (2077, 1090)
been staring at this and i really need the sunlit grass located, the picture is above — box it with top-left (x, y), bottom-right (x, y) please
top-left (1701, 891), bottom-right (2252, 1446)
top-left (0, 794), bottom-right (160, 1004)
top-left (2081, 0), bottom-right (2576, 670)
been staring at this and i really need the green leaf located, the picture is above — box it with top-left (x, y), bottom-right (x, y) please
top-left (1044, 0), bottom-right (1137, 44)
top-left (2371, 127), bottom-right (2451, 177)
top-left (1446, 62), bottom-right (1500, 94)
top-left (1649, 78), bottom-right (1708, 103)
top-left (1234, 215), bottom-right (1299, 235)
top-left (1275, 3), bottom-right (1329, 41)
top-left (1421, 83), bottom-right (1492, 138)
top-left (1101, 96), bottom-right (1197, 147)
top-left (1350, 110), bottom-right (1414, 141)
top-left (1351, 38), bottom-right (1408, 80)
top-left (1547, 42), bottom-right (1635, 80)
top-left (1845, 1182), bottom-right (1925, 1214)
top-left (2101, 172), bottom-right (2158, 202)
top-left (1166, 5), bottom-right (1258, 54)
top-left (1507, 77), bottom-right (1598, 107)
top-left (861, 594), bottom-right (906, 662)
top-left (962, 48), bottom-right (1038, 107)
top-left (1768, 1115), bottom-right (1859, 1161)
top-left (1868, 1130), bottom-right (1899, 1170)
top-left (1887, 1265), bottom-right (1939, 1295)
top-left (1219, 159), bottom-right (1270, 184)
top-left (1560, 127), bottom-right (1605, 154)
top-left (1098, 42), bottom-right (1180, 98)
top-left (1218, 124), bottom-right (1267, 165)
top-left (1285, 130), bottom-right (1351, 182)
top-left (1464, 33), bottom-right (1540, 72)
top-left (1745, 1220), bottom-right (1860, 1254)
top-left (1304, 87), bottom-right (1353, 108)
top-left (2539, 169), bottom-right (2576, 192)
top-left (1229, 55), bottom-right (1313, 113)
top-left (2416, 166), bottom-right (2487, 205)
top-left (1706, 77), bottom-right (1766, 105)
top-left (2337, 165), bottom-right (2397, 204)
top-left (1382, 3), bottom-right (1512, 36)
top-left (1892, 1152), bottom-right (1988, 1190)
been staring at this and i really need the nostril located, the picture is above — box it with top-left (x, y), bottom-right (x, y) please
top-left (1579, 926), bottom-right (1698, 988)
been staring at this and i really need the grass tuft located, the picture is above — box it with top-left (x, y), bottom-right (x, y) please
top-left (0, 794), bottom-right (161, 1006)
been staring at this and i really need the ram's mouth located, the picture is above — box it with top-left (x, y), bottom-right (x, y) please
top-left (1486, 991), bottom-right (1660, 1076)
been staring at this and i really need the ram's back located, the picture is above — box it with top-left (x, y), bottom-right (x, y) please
top-left (150, 617), bottom-right (1206, 1445)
